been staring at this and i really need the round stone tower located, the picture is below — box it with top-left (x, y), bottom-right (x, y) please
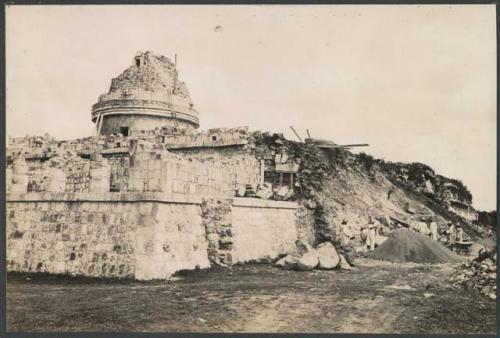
top-left (91, 51), bottom-right (199, 136)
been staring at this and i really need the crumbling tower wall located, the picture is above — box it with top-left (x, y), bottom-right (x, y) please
top-left (91, 51), bottom-right (199, 136)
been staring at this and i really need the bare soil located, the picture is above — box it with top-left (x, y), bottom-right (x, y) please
top-left (368, 228), bottom-right (462, 264)
top-left (6, 259), bottom-right (496, 334)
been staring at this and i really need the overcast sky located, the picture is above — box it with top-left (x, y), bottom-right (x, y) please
top-left (6, 5), bottom-right (496, 210)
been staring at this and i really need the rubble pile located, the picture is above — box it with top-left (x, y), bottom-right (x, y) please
top-left (251, 131), bottom-right (483, 248)
top-left (368, 229), bottom-right (462, 264)
top-left (47, 150), bottom-right (90, 171)
top-left (274, 240), bottom-right (353, 271)
top-left (449, 252), bottom-right (497, 300)
top-left (26, 170), bottom-right (52, 192)
top-left (103, 51), bottom-right (193, 104)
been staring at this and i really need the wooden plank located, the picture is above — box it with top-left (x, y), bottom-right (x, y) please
top-left (390, 216), bottom-right (410, 227)
top-left (275, 162), bottom-right (299, 173)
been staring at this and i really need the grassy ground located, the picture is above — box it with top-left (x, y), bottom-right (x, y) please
top-left (6, 258), bottom-right (496, 334)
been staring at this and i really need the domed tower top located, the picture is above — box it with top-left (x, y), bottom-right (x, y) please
top-left (92, 51), bottom-right (199, 136)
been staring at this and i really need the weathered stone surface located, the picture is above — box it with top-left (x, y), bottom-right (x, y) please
top-left (296, 252), bottom-right (319, 271)
top-left (295, 239), bottom-right (315, 256)
top-left (338, 254), bottom-right (353, 270)
top-left (450, 256), bottom-right (497, 299)
top-left (274, 255), bottom-right (300, 269)
top-left (128, 148), bottom-right (261, 198)
top-left (231, 200), bottom-right (300, 264)
top-left (316, 242), bottom-right (340, 270)
top-left (7, 193), bottom-right (304, 280)
top-left (6, 195), bottom-right (211, 280)
top-left (93, 51), bottom-right (199, 134)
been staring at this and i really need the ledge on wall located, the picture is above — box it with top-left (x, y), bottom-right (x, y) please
top-left (231, 197), bottom-right (298, 209)
top-left (6, 192), bottom-right (203, 205)
top-left (6, 192), bottom-right (299, 209)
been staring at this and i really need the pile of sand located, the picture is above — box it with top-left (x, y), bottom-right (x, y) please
top-left (368, 229), bottom-right (462, 264)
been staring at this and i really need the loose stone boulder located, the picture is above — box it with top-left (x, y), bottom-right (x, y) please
top-left (316, 242), bottom-right (340, 270)
top-left (338, 254), bottom-right (353, 270)
top-left (449, 254), bottom-right (497, 300)
top-left (274, 255), bottom-right (300, 270)
top-left (295, 239), bottom-right (315, 256)
top-left (296, 252), bottom-right (319, 271)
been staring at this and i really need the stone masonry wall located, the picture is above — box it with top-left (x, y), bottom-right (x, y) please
top-left (99, 114), bottom-right (195, 137)
top-left (6, 193), bottom-right (210, 280)
top-left (231, 199), bottom-right (301, 263)
top-left (201, 198), bottom-right (234, 265)
top-left (128, 147), bottom-right (262, 197)
top-left (201, 198), bottom-right (304, 265)
top-left (7, 193), bottom-right (306, 280)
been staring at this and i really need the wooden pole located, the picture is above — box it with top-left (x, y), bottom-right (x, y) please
top-left (94, 116), bottom-right (99, 138)
top-left (337, 144), bottom-right (370, 148)
top-left (173, 53), bottom-right (178, 94)
top-left (94, 115), bottom-right (100, 141)
top-left (289, 126), bottom-right (304, 143)
top-left (95, 114), bottom-right (103, 142)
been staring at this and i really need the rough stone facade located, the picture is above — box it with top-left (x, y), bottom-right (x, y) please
top-left (6, 193), bottom-right (305, 280)
top-left (231, 199), bottom-right (301, 263)
top-left (201, 198), bottom-right (234, 265)
top-left (6, 51), bottom-right (316, 280)
top-left (6, 51), bottom-right (485, 284)
top-left (128, 143), bottom-right (261, 197)
top-left (92, 51), bottom-right (199, 135)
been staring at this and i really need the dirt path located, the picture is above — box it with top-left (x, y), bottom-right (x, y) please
top-left (6, 259), bottom-right (496, 334)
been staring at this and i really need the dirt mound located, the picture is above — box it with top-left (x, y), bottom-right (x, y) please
top-left (368, 229), bottom-right (462, 264)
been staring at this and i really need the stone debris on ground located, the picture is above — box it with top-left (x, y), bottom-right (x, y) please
top-left (296, 252), bottom-right (320, 271)
top-left (316, 242), bottom-right (340, 269)
top-left (337, 254), bottom-right (353, 270)
top-left (368, 229), bottom-right (462, 264)
top-left (256, 183), bottom-right (274, 200)
top-left (274, 240), bottom-right (351, 271)
top-left (449, 251), bottom-right (497, 300)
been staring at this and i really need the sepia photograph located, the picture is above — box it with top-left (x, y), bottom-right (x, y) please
top-left (4, 3), bottom-right (497, 335)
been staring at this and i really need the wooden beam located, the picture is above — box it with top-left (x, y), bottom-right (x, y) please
top-left (95, 114), bottom-right (104, 142)
top-left (289, 126), bottom-right (304, 143)
top-left (337, 144), bottom-right (369, 148)
top-left (389, 216), bottom-right (410, 228)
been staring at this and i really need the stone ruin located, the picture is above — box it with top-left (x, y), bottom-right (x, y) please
top-left (6, 51), bottom-right (483, 281)
top-left (6, 51), bottom-right (312, 280)
top-left (92, 51), bottom-right (199, 136)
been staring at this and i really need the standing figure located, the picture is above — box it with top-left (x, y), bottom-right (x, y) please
top-left (338, 219), bottom-right (356, 266)
top-left (419, 219), bottom-right (430, 236)
top-left (367, 216), bottom-right (377, 251)
top-left (340, 219), bottom-right (353, 246)
top-left (456, 225), bottom-right (464, 242)
top-left (429, 218), bottom-right (438, 241)
top-left (446, 222), bottom-right (456, 243)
